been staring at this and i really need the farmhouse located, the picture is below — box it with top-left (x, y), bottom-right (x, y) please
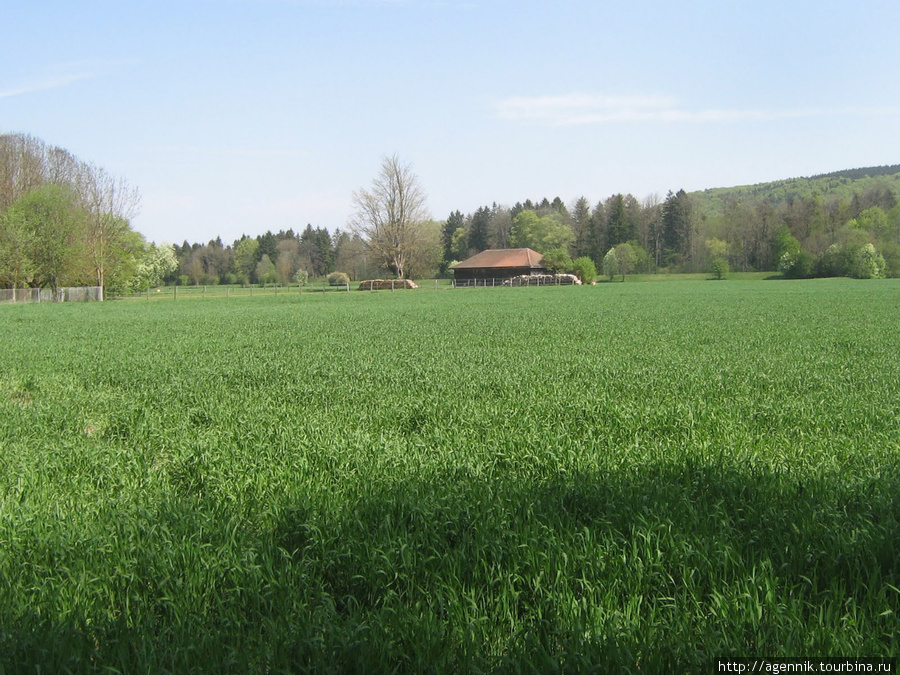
top-left (450, 248), bottom-right (546, 286)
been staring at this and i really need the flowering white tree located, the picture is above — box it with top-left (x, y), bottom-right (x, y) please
top-left (852, 243), bottom-right (886, 279)
top-left (602, 247), bottom-right (619, 281)
top-left (132, 243), bottom-right (177, 290)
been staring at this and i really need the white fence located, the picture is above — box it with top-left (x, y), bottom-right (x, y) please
top-left (0, 286), bottom-right (103, 304)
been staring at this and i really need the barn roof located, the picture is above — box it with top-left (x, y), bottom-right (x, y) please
top-left (450, 248), bottom-right (545, 270)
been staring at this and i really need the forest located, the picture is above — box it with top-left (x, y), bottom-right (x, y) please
top-left (160, 165), bottom-right (900, 285)
top-left (2, 131), bottom-right (898, 295)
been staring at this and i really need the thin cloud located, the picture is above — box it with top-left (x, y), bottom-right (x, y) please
top-left (0, 59), bottom-right (130, 99)
top-left (0, 71), bottom-right (95, 99)
top-left (493, 93), bottom-right (900, 126)
top-left (227, 0), bottom-right (471, 6)
top-left (142, 144), bottom-right (311, 160)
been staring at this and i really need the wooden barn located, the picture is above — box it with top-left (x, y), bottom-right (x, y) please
top-left (450, 248), bottom-right (546, 286)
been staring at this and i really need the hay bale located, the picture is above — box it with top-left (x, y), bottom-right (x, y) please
top-left (357, 279), bottom-right (419, 291)
top-left (502, 274), bottom-right (581, 287)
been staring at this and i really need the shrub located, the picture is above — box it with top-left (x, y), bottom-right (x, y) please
top-left (880, 242), bottom-right (900, 278)
top-left (779, 250), bottom-right (816, 279)
top-left (327, 271), bottom-right (351, 287)
top-left (851, 243), bottom-right (886, 279)
top-left (817, 244), bottom-right (849, 278)
top-left (710, 258), bottom-right (729, 280)
top-left (570, 257), bottom-right (597, 284)
top-left (541, 248), bottom-right (573, 274)
top-left (294, 269), bottom-right (309, 287)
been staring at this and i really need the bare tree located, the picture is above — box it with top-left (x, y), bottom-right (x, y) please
top-left (349, 155), bottom-right (430, 279)
top-left (275, 238), bottom-right (301, 285)
top-left (0, 134), bottom-right (49, 212)
top-left (79, 163), bottom-right (141, 297)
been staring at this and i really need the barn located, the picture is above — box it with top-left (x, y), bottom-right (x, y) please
top-left (450, 248), bottom-right (546, 286)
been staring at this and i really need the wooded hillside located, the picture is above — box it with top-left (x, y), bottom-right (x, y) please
top-left (181, 166), bottom-right (897, 284)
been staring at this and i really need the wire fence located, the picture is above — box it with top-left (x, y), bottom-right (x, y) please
top-left (1, 277), bottom-right (585, 305)
top-left (0, 286), bottom-right (103, 304)
top-left (121, 280), bottom-right (457, 300)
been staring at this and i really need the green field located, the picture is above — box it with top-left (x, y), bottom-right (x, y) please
top-left (1, 280), bottom-right (898, 672)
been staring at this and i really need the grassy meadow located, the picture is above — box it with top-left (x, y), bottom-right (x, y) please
top-left (1, 279), bottom-right (898, 672)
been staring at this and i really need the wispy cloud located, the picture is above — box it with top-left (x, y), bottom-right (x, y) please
top-left (142, 144), bottom-right (311, 160)
top-left (0, 61), bottom-right (112, 99)
top-left (228, 0), bottom-right (471, 7)
top-left (0, 72), bottom-right (93, 99)
top-left (493, 93), bottom-right (900, 126)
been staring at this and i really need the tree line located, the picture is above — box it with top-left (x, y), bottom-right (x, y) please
top-left (0, 133), bottom-right (173, 296)
top-left (3, 136), bottom-right (899, 295)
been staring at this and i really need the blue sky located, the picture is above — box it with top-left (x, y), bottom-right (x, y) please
top-left (3, 0), bottom-right (899, 245)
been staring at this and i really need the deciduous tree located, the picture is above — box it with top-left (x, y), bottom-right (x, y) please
top-left (0, 205), bottom-right (36, 294)
top-left (79, 164), bottom-right (141, 295)
top-left (350, 155), bottom-right (430, 279)
top-left (541, 248), bottom-right (572, 274)
top-left (133, 243), bottom-right (178, 290)
top-left (509, 210), bottom-right (574, 253)
top-left (11, 184), bottom-right (88, 293)
top-left (232, 237), bottom-right (260, 284)
top-left (255, 254), bottom-right (277, 285)
top-left (602, 248), bottom-right (618, 281)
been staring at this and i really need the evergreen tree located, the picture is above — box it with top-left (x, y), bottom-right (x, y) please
top-left (571, 197), bottom-right (592, 259)
top-left (588, 201), bottom-right (606, 265)
top-left (442, 211), bottom-right (465, 263)
top-left (468, 206), bottom-right (492, 253)
top-left (606, 194), bottom-right (631, 247)
top-left (661, 189), bottom-right (694, 267)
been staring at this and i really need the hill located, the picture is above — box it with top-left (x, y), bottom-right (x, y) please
top-left (693, 164), bottom-right (900, 218)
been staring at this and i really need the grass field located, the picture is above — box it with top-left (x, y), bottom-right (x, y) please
top-left (1, 280), bottom-right (898, 672)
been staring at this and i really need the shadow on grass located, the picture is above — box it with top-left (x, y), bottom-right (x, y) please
top-left (273, 460), bottom-right (899, 671)
top-left (4, 459), bottom-right (899, 672)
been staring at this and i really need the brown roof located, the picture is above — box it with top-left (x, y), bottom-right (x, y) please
top-left (450, 248), bottom-right (544, 270)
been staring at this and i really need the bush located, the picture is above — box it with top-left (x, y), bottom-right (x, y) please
top-left (779, 250), bottom-right (816, 279)
top-left (880, 242), bottom-right (900, 278)
top-left (710, 257), bottom-right (729, 280)
top-left (327, 271), bottom-right (350, 287)
top-left (294, 269), bottom-right (309, 287)
top-left (851, 244), bottom-right (886, 279)
top-left (817, 244), bottom-right (849, 278)
top-left (541, 248), bottom-right (573, 274)
top-left (570, 257), bottom-right (597, 284)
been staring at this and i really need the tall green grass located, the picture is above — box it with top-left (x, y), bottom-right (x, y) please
top-left (1, 280), bottom-right (898, 672)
